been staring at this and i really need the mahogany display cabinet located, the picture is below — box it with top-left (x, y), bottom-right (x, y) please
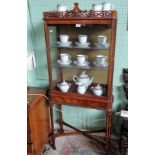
top-left (43, 3), bottom-right (117, 155)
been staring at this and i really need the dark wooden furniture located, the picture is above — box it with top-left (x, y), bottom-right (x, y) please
top-left (27, 87), bottom-right (50, 155)
top-left (43, 3), bottom-right (117, 155)
top-left (119, 69), bottom-right (128, 155)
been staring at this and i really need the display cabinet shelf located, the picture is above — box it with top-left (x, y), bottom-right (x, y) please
top-left (51, 44), bottom-right (110, 50)
top-left (52, 62), bottom-right (109, 70)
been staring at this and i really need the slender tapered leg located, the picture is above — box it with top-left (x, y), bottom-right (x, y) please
top-left (49, 103), bottom-right (56, 150)
top-left (105, 111), bottom-right (112, 155)
top-left (58, 104), bottom-right (64, 133)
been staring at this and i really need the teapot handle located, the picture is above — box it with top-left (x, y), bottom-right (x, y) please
top-left (73, 76), bottom-right (78, 84)
top-left (88, 77), bottom-right (94, 86)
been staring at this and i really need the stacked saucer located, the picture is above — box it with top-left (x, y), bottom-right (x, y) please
top-left (93, 61), bottom-right (108, 68)
top-left (57, 41), bottom-right (72, 47)
top-left (94, 42), bottom-right (110, 48)
top-left (73, 60), bottom-right (89, 67)
top-left (57, 59), bottom-right (72, 66)
top-left (75, 42), bottom-right (91, 48)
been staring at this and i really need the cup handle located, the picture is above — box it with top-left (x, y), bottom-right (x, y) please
top-left (85, 55), bottom-right (88, 60)
top-left (57, 84), bottom-right (60, 88)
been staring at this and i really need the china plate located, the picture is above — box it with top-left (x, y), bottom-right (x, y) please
top-left (75, 42), bottom-right (91, 47)
top-left (74, 60), bottom-right (89, 66)
top-left (94, 43), bottom-right (110, 48)
top-left (57, 59), bottom-right (72, 66)
top-left (93, 61), bottom-right (109, 67)
top-left (57, 41), bottom-right (72, 47)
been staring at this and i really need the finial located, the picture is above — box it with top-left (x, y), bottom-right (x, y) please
top-left (73, 2), bottom-right (81, 13)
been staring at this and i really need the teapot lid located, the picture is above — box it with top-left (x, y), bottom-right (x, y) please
top-left (60, 80), bottom-right (68, 86)
top-left (94, 84), bottom-right (103, 90)
top-left (79, 71), bottom-right (88, 78)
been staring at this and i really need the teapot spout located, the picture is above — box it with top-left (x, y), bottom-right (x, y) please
top-left (89, 77), bottom-right (94, 86)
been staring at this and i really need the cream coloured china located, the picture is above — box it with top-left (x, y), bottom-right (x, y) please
top-left (60, 35), bottom-right (69, 44)
top-left (73, 71), bottom-right (94, 87)
top-left (91, 84), bottom-right (104, 96)
top-left (57, 4), bottom-right (67, 12)
top-left (77, 83), bottom-right (88, 95)
top-left (57, 80), bottom-right (71, 92)
top-left (92, 4), bottom-right (102, 11)
top-left (57, 41), bottom-right (72, 47)
top-left (78, 35), bottom-right (88, 45)
top-left (94, 42), bottom-right (110, 48)
top-left (93, 61), bottom-right (108, 68)
top-left (96, 55), bottom-right (107, 65)
top-left (60, 53), bottom-right (71, 64)
top-left (102, 3), bottom-right (113, 11)
top-left (77, 54), bottom-right (88, 65)
top-left (73, 60), bottom-right (89, 67)
top-left (57, 59), bottom-right (72, 66)
top-left (98, 36), bottom-right (107, 45)
top-left (75, 42), bottom-right (91, 47)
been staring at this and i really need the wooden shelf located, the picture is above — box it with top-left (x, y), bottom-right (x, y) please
top-left (50, 81), bottom-right (112, 110)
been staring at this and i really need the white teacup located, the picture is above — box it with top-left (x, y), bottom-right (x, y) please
top-left (78, 35), bottom-right (87, 45)
top-left (96, 55), bottom-right (107, 65)
top-left (77, 54), bottom-right (88, 65)
top-left (57, 4), bottom-right (67, 12)
top-left (60, 35), bottom-right (69, 44)
top-left (92, 4), bottom-right (103, 11)
top-left (102, 3), bottom-right (114, 11)
top-left (60, 53), bottom-right (71, 63)
top-left (98, 36), bottom-right (107, 45)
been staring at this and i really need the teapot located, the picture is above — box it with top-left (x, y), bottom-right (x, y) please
top-left (73, 71), bottom-right (94, 87)
top-left (57, 80), bottom-right (71, 92)
top-left (77, 82), bottom-right (88, 95)
top-left (91, 84), bottom-right (104, 96)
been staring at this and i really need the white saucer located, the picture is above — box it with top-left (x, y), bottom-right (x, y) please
top-left (75, 42), bottom-right (91, 47)
top-left (57, 41), bottom-right (72, 47)
top-left (57, 59), bottom-right (72, 66)
top-left (93, 61), bottom-right (109, 67)
top-left (74, 60), bottom-right (89, 66)
top-left (94, 43), bottom-right (110, 48)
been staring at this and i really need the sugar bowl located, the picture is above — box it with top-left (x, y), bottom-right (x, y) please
top-left (57, 80), bottom-right (71, 92)
top-left (91, 84), bottom-right (104, 96)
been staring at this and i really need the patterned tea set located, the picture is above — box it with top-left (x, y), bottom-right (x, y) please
top-left (57, 34), bottom-right (110, 48)
top-left (57, 70), bottom-right (106, 96)
top-left (56, 2), bottom-right (112, 96)
top-left (57, 34), bottom-right (109, 67)
top-left (57, 3), bottom-right (113, 12)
